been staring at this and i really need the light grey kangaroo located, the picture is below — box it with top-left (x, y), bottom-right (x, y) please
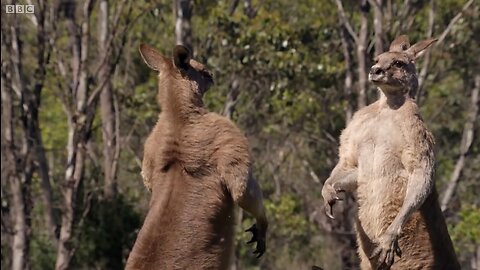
top-left (322, 35), bottom-right (460, 270)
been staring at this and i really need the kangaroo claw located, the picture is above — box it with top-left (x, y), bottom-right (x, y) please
top-left (245, 224), bottom-right (266, 258)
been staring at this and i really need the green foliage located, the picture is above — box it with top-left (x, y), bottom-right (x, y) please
top-left (72, 196), bottom-right (142, 269)
top-left (449, 205), bottom-right (480, 263)
top-left (39, 86), bottom-right (69, 150)
top-left (265, 194), bottom-right (312, 240)
top-left (236, 194), bottom-right (315, 269)
top-left (30, 231), bottom-right (56, 270)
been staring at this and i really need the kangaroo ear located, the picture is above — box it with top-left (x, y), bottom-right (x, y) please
top-left (173, 45), bottom-right (191, 70)
top-left (139, 44), bottom-right (168, 71)
top-left (406, 38), bottom-right (437, 59)
top-left (389, 35), bottom-right (410, 52)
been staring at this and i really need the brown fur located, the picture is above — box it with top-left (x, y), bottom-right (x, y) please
top-left (126, 44), bottom-right (268, 270)
top-left (322, 36), bottom-right (459, 270)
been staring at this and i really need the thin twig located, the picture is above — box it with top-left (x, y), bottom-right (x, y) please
top-left (416, 0), bottom-right (435, 102)
top-left (437, 0), bottom-right (474, 45)
top-left (333, 0), bottom-right (360, 44)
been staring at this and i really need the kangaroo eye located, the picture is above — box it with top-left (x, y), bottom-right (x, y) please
top-left (393, 61), bottom-right (404, 67)
top-left (200, 70), bottom-right (213, 80)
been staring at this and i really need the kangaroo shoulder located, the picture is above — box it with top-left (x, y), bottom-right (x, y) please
top-left (203, 113), bottom-right (250, 163)
top-left (400, 101), bottom-right (434, 145)
top-left (350, 102), bottom-right (379, 125)
top-left (342, 102), bottom-right (379, 139)
top-left (205, 113), bottom-right (248, 143)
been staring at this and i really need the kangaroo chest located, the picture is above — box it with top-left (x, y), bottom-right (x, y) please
top-left (354, 111), bottom-right (407, 187)
top-left (353, 110), bottom-right (410, 236)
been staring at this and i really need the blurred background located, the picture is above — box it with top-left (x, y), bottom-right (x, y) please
top-left (1, 0), bottom-right (478, 269)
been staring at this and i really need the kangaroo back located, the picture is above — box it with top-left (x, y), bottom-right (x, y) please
top-left (127, 163), bottom-right (235, 269)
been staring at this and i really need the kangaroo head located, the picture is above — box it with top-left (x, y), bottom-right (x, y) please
top-left (369, 35), bottom-right (437, 97)
top-left (139, 44), bottom-right (214, 108)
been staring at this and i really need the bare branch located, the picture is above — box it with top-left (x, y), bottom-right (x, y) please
top-left (87, 1), bottom-right (133, 109)
top-left (333, 0), bottom-right (360, 44)
top-left (86, 50), bottom-right (120, 108)
top-left (340, 27), bottom-right (354, 122)
top-left (356, 0), bottom-right (370, 108)
top-left (416, 0), bottom-right (435, 102)
top-left (126, 144), bottom-right (142, 168)
top-left (2, 16), bottom-right (32, 269)
top-left (228, 0), bottom-right (240, 15)
top-left (92, 0), bottom-right (129, 76)
top-left (369, 0), bottom-right (384, 56)
top-left (223, 78), bottom-right (240, 119)
top-left (437, 0), bottom-right (474, 45)
top-left (175, 0), bottom-right (193, 50)
top-left (111, 93), bottom-right (121, 184)
top-left (302, 160), bottom-right (321, 184)
top-left (418, 0), bottom-right (473, 103)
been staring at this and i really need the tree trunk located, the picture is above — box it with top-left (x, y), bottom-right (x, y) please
top-left (55, 136), bottom-right (86, 270)
top-left (416, 0), bottom-right (435, 103)
top-left (54, 0), bottom-right (132, 265)
top-left (9, 177), bottom-right (30, 270)
top-left (33, 125), bottom-right (57, 243)
top-left (340, 27), bottom-right (354, 123)
top-left (1, 66), bottom-right (31, 270)
top-left (356, 0), bottom-right (370, 109)
top-left (3, 10), bottom-right (41, 269)
top-left (55, 1), bottom-right (94, 268)
top-left (223, 77), bottom-right (242, 270)
top-left (32, 0), bottom-right (57, 243)
top-left (99, 0), bottom-right (119, 200)
top-left (2, 2), bottom-right (57, 260)
top-left (371, 0), bottom-right (383, 56)
top-left (223, 78), bottom-right (240, 119)
top-left (175, 0), bottom-right (193, 51)
top-left (100, 82), bottom-right (118, 199)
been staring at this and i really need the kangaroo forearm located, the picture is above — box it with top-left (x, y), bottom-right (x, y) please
top-left (237, 176), bottom-right (268, 227)
top-left (325, 167), bottom-right (358, 193)
top-left (219, 158), bottom-right (267, 227)
top-left (240, 199), bottom-right (268, 229)
top-left (388, 168), bottom-right (433, 235)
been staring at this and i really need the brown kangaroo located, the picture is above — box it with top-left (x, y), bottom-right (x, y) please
top-left (125, 44), bottom-right (268, 270)
top-left (322, 35), bottom-right (460, 270)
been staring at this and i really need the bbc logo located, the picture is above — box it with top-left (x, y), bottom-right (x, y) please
top-left (5, 5), bottom-right (35, 14)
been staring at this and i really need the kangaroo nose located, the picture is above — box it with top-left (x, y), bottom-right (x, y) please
top-left (370, 66), bottom-right (384, 75)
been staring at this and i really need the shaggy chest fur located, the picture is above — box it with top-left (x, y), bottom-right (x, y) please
top-left (352, 104), bottom-right (409, 234)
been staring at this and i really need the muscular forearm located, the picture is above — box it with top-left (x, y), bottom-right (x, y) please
top-left (324, 165), bottom-right (358, 193)
top-left (238, 175), bottom-right (268, 227)
top-left (322, 164), bottom-right (358, 219)
top-left (388, 166), bottom-right (433, 235)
